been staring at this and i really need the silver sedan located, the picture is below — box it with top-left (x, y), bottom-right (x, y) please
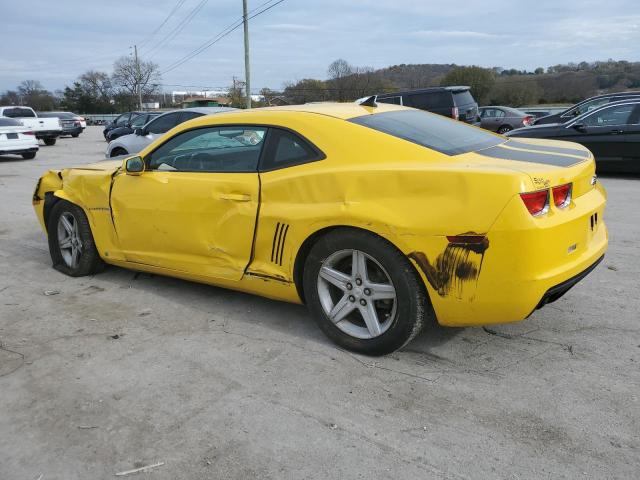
top-left (479, 106), bottom-right (534, 134)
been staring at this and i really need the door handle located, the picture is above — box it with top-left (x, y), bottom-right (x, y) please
top-left (219, 193), bottom-right (251, 202)
top-left (610, 129), bottom-right (624, 134)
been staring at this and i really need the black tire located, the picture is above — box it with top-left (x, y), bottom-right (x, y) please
top-left (21, 152), bottom-right (36, 160)
top-left (303, 228), bottom-right (431, 356)
top-left (497, 125), bottom-right (512, 134)
top-left (110, 147), bottom-right (128, 157)
top-left (72, 133), bottom-right (79, 138)
top-left (47, 200), bottom-right (104, 277)
top-left (43, 138), bottom-right (56, 146)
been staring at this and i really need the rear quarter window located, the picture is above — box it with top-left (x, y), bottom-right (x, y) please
top-left (350, 109), bottom-right (503, 156)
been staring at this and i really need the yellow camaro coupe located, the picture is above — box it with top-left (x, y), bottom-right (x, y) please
top-left (33, 102), bottom-right (608, 355)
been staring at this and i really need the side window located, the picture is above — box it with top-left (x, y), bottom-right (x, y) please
top-left (2, 108), bottom-right (20, 118)
top-left (179, 111), bottom-right (204, 123)
top-left (131, 114), bottom-right (148, 128)
top-left (482, 109), bottom-right (495, 118)
top-left (261, 128), bottom-right (322, 171)
top-left (582, 104), bottom-right (635, 127)
top-left (494, 109), bottom-right (506, 118)
top-left (19, 108), bottom-right (36, 118)
top-left (115, 114), bottom-right (129, 126)
top-left (147, 113), bottom-right (180, 134)
top-left (571, 98), bottom-right (609, 117)
top-left (378, 96), bottom-right (401, 105)
top-left (147, 126), bottom-right (267, 172)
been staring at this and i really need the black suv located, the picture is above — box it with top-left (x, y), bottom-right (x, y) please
top-left (534, 91), bottom-right (640, 125)
top-left (376, 86), bottom-right (480, 125)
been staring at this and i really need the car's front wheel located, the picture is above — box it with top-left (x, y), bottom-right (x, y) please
top-left (21, 152), bottom-right (36, 159)
top-left (303, 228), bottom-right (430, 356)
top-left (497, 125), bottom-right (512, 134)
top-left (43, 138), bottom-right (56, 146)
top-left (110, 147), bottom-right (128, 157)
top-left (47, 200), bottom-right (104, 277)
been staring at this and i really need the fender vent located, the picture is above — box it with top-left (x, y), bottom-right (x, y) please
top-left (271, 222), bottom-right (289, 266)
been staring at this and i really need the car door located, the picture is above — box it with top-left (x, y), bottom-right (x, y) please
top-left (110, 125), bottom-right (266, 280)
top-left (564, 103), bottom-right (636, 162)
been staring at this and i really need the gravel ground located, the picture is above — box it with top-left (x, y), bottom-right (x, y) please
top-left (1, 127), bottom-right (638, 479)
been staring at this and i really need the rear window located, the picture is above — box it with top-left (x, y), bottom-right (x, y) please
top-left (3, 107), bottom-right (35, 118)
top-left (378, 96), bottom-right (402, 105)
top-left (0, 117), bottom-right (21, 126)
top-left (349, 109), bottom-right (503, 156)
top-left (405, 91), bottom-right (450, 110)
top-left (452, 90), bottom-right (475, 106)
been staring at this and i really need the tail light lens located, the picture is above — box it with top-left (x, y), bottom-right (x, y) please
top-left (58, 119), bottom-right (62, 127)
top-left (552, 183), bottom-right (572, 208)
top-left (23, 131), bottom-right (35, 136)
top-left (520, 189), bottom-right (549, 216)
top-left (523, 115), bottom-right (534, 126)
top-left (451, 106), bottom-right (459, 120)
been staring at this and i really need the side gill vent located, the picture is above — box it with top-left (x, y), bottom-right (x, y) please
top-left (271, 222), bottom-right (289, 266)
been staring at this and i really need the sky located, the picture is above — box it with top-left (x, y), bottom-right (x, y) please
top-left (1, 0), bottom-right (639, 93)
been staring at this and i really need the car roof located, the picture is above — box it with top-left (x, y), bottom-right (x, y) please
top-left (378, 86), bottom-right (471, 97)
top-left (480, 106), bottom-right (526, 115)
top-left (233, 102), bottom-right (407, 120)
top-left (573, 98), bottom-right (640, 121)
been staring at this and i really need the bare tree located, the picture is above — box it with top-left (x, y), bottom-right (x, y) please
top-left (112, 56), bottom-right (161, 108)
top-left (16, 80), bottom-right (57, 110)
top-left (327, 59), bottom-right (354, 101)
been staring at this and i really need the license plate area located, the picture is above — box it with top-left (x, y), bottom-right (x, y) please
top-left (7, 133), bottom-right (18, 139)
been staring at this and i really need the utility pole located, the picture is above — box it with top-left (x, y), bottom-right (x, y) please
top-left (134, 44), bottom-right (143, 109)
top-left (242, 0), bottom-right (251, 108)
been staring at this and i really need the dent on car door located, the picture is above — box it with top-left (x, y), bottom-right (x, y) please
top-left (110, 125), bottom-right (265, 280)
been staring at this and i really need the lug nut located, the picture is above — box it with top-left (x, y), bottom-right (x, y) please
top-left (360, 299), bottom-right (367, 306)
top-left (355, 278), bottom-right (362, 286)
top-left (348, 295), bottom-right (355, 302)
top-left (346, 283), bottom-right (353, 290)
top-left (364, 288), bottom-right (371, 296)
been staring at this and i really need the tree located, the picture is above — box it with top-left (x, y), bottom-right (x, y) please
top-left (112, 55), bottom-right (161, 108)
top-left (0, 90), bottom-right (21, 105)
top-left (15, 80), bottom-right (57, 110)
top-left (534, 67), bottom-right (544, 75)
top-left (227, 77), bottom-right (247, 108)
top-left (61, 70), bottom-right (114, 113)
top-left (283, 78), bottom-right (328, 104)
top-left (441, 66), bottom-right (495, 104)
top-left (327, 59), bottom-right (354, 101)
top-left (490, 80), bottom-right (542, 107)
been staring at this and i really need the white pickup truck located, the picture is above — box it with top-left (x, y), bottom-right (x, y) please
top-left (0, 106), bottom-right (62, 145)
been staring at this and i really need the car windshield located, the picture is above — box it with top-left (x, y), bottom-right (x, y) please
top-left (349, 109), bottom-right (503, 155)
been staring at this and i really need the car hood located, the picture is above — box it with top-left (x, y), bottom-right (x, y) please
top-left (72, 159), bottom-right (123, 172)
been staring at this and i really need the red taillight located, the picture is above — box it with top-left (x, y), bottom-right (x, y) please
top-left (552, 183), bottom-right (572, 208)
top-left (452, 106), bottom-right (459, 120)
top-left (520, 189), bottom-right (549, 216)
top-left (23, 131), bottom-right (35, 136)
top-left (523, 115), bottom-right (534, 126)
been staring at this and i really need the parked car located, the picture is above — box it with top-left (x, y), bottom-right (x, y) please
top-left (479, 106), bottom-right (534, 134)
top-left (37, 112), bottom-right (82, 137)
top-left (534, 91), bottom-right (640, 125)
top-left (376, 86), bottom-right (480, 125)
top-left (34, 103), bottom-right (607, 355)
top-left (0, 117), bottom-right (38, 159)
top-left (507, 99), bottom-right (640, 173)
top-left (103, 111), bottom-right (144, 140)
top-left (106, 112), bottom-right (161, 141)
top-left (0, 106), bottom-right (62, 145)
top-left (106, 107), bottom-right (235, 157)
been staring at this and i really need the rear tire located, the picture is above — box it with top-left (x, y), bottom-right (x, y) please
top-left (47, 200), bottom-right (104, 277)
top-left (72, 133), bottom-right (79, 138)
top-left (110, 147), bottom-right (128, 157)
top-left (21, 152), bottom-right (36, 160)
top-left (497, 125), bottom-right (512, 134)
top-left (303, 228), bottom-right (430, 356)
top-left (43, 138), bottom-right (56, 146)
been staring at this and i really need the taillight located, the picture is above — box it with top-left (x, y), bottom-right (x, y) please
top-left (552, 183), bottom-right (572, 208)
top-left (23, 131), bottom-right (35, 136)
top-left (58, 119), bottom-right (62, 127)
top-left (520, 189), bottom-right (549, 216)
top-left (451, 106), bottom-right (459, 120)
top-left (523, 115), bottom-right (534, 126)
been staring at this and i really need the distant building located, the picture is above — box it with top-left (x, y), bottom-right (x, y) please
top-left (181, 96), bottom-right (231, 108)
top-left (141, 102), bottom-right (160, 110)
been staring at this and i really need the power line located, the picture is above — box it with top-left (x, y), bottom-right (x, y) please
top-left (143, 0), bottom-right (210, 59)
top-left (138, 0), bottom-right (188, 49)
top-left (160, 0), bottom-right (285, 76)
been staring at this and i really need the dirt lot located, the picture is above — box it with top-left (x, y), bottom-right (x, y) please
top-left (1, 127), bottom-right (638, 479)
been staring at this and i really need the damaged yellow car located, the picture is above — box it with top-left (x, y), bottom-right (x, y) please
top-left (33, 102), bottom-right (608, 355)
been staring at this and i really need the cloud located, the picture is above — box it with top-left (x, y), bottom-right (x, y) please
top-left (409, 30), bottom-right (503, 39)
top-left (263, 23), bottom-right (320, 32)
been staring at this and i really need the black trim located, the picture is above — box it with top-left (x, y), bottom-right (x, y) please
top-left (270, 222), bottom-right (289, 266)
top-left (535, 255), bottom-right (604, 311)
top-left (479, 145), bottom-right (585, 167)
top-left (258, 126), bottom-right (326, 172)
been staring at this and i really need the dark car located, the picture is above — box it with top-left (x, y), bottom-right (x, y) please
top-left (479, 106), bottom-right (534, 134)
top-left (103, 111), bottom-right (144, 141)
top-left (507, 99), bottom-right (640, 173)
top-left (534, 91), bottom-right (640, 125)
top-left (37, 111), bottom-right (82, 137)
top-left (376, 86), bottom-right (480, 125)
top-left (106, 112), bottom-right (160, 141)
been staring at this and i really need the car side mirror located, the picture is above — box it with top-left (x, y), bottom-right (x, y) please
top-left (134, 128), bottom-right (144, 136)
top-left (124, 156), bottom-right (144, 175)
top-left (572, 123), bottom-right (586, 132)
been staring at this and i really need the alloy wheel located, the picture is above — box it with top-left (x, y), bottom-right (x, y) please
top-left (57, 212), bottom-right (83, 268)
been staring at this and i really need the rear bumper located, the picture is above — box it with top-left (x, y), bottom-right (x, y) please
top-left (35, 130), bottom-right (61, 139)
top-left (0, 146), bottom-right (38, 155)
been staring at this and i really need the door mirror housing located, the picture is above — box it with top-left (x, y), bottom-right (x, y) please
top-left (134, 127), bottom-right (144, 136)
top-left (124, 156), bottom-right (144, 175)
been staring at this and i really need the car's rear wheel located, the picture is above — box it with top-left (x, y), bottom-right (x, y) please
top-left (110, 147), bottom-right (128, 157)
top-left (72, 133), bottom-right (79, 138)
top-left (43, 138), bottom-right (56, 146)
top-left (21, 152), bottom-right (36, 159)
top-left (303, 228), bottom-right (430, 355)
top-left (497, 125), bottom-right (512, 134)
top-left (47, 200), bottom-right (104, 277)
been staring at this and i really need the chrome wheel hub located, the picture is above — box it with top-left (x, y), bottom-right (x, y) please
top-left (57, 212), bottom-right (83, 268)
top-left (317, 249), bottom-right (397, 339)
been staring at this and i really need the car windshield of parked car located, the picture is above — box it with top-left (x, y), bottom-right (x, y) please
top-left (0, 117), bottom-right (21, 126)
top-left (350, 109), bottom-right (504, 155)
top-left (146, 113), bottom-right (179, 134)
top-left (131, 114), bottom-right (154, 128)
top-left (147, 126), bottom-right (267, 172)
top-left (581, 104), bottom-right (637, 126)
